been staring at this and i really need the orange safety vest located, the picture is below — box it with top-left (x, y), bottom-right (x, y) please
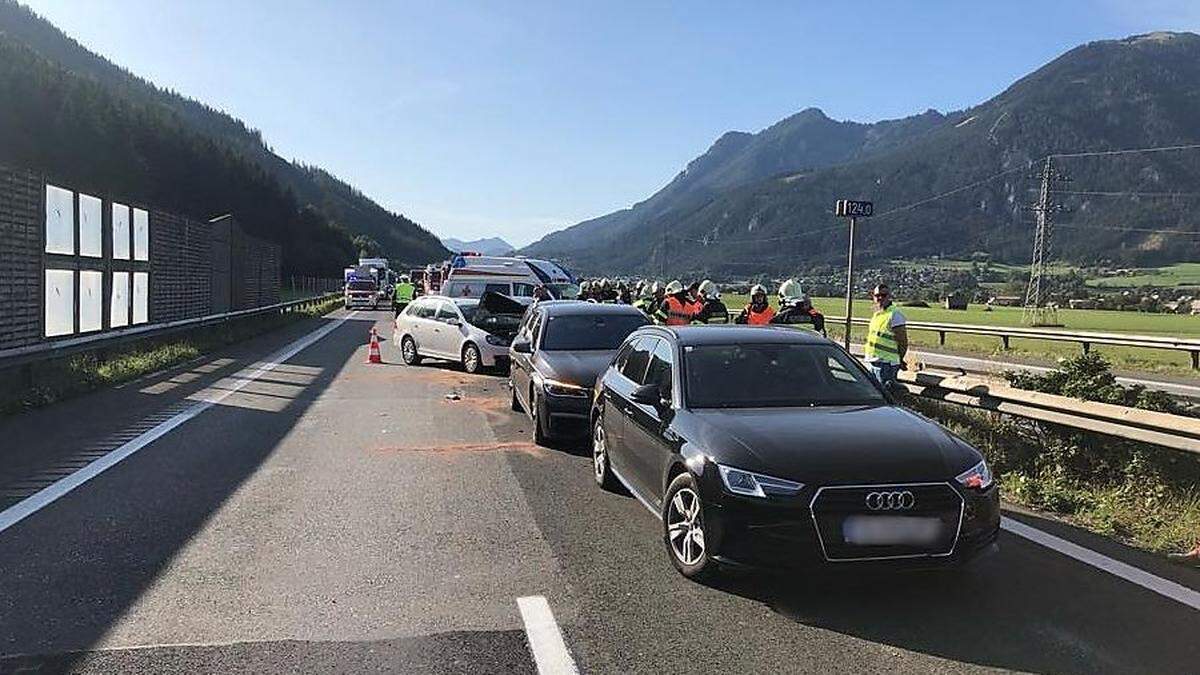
top-left (664, 296), bottom-right (695, 326)
top-left (746, 305), bottom-right (776, 325)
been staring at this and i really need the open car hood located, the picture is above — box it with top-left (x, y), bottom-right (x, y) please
top-left (479, 291), bottom-right (528, 316)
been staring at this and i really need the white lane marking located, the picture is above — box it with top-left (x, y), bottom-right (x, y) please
top-left (517, 595), bottom-right (579, 675)
top-left (0, 312), bottom-right (357, 536)
top-left (1002, 516), bottom-right (1200, 611)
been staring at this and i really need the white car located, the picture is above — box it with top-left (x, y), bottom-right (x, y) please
top-left (393, 293), bottom-right (528, 373)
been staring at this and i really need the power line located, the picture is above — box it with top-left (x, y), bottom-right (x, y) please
top-left (1050, 190), bottom-right (1200, 197)
top-left (1051, 143), bottom-right (1200, 160)
top-left (667, 221), bottom-right (848, 245)
top-left (1051, 223), bottom-right (1200, 236)
top-left (872, 165), bottom-right (1028, 220)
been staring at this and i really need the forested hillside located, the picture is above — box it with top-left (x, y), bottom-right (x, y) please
top-left (0, 0), bottom-right (447, 274)
top-left (526, 32), bottom-right (1200, 277)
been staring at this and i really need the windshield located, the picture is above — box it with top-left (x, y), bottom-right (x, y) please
top-left (548, 282), bottom-right (580, 299)
top-left (540, 314), bottom-right (649, 351)
top-left (347, 281), bottom-right (377, 291)
top-left (684, 343), bottom-right (885, 408)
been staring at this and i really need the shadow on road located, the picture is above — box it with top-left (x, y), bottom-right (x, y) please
top-left (0, 312), bottom-right (379, 668)
top-left (704, 528), bottom-right (1200, 674)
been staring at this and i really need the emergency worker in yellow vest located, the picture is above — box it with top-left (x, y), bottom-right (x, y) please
top-left (863, 283), bottom-right (909, 385)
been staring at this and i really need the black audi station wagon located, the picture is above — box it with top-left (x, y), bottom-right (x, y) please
top-left (589, 325), bottom-right (1000, 579)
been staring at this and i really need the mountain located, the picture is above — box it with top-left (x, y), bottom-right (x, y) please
top-left (440, 237), bottom-right (515, 255)
top-left (0, 0), bottom-right (447, 274)
top-left (524, 32), bottom-right (1200, 277)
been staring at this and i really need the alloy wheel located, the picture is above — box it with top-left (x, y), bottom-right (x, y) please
top-left (463, 344), bottom-right (480, 373)
top-left (592, 422), bottom-right (607, 482)
top-left (666, 488), bottom-right (706, 566)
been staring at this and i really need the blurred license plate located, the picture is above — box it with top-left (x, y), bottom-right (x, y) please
top-left (842, 516), bottom-right (942, 546)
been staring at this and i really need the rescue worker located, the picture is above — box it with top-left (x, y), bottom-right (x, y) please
top-left (578, 280), bottom-right (593, 302)
top-left (863, 283), bottom-right (908, 386)
top-left (532, 285), bottom-right (552, 303)
top-left (655, 280), bottom-right (699, 325)
top-left (618, 281), bottom-right (633, 305)
top-left (601, 278), bottom-right (618, 303)
top-left (772, 279), bottom-right (826, 335)
top-left (736, 284), bottom-right (776, 325)
top-left (695, 279), bottom-right (729, 323)
top-left (393, 274), bottom-right (416, 316)
top-left (633, 281), bottom-right (656, 315)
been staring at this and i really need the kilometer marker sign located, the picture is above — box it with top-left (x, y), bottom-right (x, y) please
top-left (835, 199), bottom-right (874, 218)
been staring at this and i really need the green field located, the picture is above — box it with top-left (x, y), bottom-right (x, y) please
top-left (722, 293), bottom-right (1200, 374)
top-left (1086, 262), bottom-right (1200, 289)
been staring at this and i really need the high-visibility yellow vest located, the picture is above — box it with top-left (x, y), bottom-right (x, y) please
top-left (863, 307), bottom-right (901, 364)
top-left (395, 282), bottom-right (415, 302)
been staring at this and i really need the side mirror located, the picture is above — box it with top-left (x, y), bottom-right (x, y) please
top-left (884, 379), bottom-right (907, 400)
top-left (512, 339), bottom-right (532, 355)
top-left (444, 317), bottom-right (461, 326)
top-left (630, 383), bottom-right (662, 406)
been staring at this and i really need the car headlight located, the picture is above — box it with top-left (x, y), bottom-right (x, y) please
top-left (955, 459), bottom-right (993, 490)
top-left (484, 334), bottom-right (508, 346)
top-left (542, 378), bottom-right (589, 398)
top-left (717, 464), bottom-right (803, 498)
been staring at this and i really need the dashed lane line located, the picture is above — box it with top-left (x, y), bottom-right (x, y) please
top-left (0, 312), bottom-right (357, 536)
top-left (517, 596), bottom-right (579, 675)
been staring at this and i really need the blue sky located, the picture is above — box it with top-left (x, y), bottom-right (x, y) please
top-left (20, 1), bottom-right (1200, 247)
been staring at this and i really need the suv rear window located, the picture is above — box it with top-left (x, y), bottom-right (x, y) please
top-left (541, 314), bottom-right (650, 351)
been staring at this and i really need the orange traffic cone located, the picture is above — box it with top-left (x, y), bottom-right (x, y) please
top-left (367, 328), bottom-right (383, 364)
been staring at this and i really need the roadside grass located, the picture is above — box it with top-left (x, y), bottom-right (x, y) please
top-left (721, 293), bottom-right (1200, 375)
top-left (911, 396), bottom-right (1200, 555)
top-left (0, 295), bottom-right (342, 416)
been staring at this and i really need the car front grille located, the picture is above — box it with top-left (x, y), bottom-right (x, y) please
top-left (808, 482), bottom-right (964, 561)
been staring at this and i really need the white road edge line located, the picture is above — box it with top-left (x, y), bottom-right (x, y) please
top-left (1002, 516), bottom-right (1200, 611)
top-left (517, 595), bottom-right (579, 675)
top-left (0, 311), bottom-right (358, 536)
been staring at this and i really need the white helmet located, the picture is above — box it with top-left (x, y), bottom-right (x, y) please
top-left (698, 279), bottom-right (719, 300)
top-left (664, 280), bottom-right (684, 296)
top-left (779, 278), bottom-right (804, 302)
top-left (750, 284), bottom-right (767, 298)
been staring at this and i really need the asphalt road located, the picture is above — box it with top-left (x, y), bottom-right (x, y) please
top-left (0, 309), bottom-right (1197, 674)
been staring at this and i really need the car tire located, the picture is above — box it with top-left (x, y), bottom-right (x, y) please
top-left (591, 416), bottom-right (618, 491)
top-left (400, 335), bottom-right (422, 365)
top-left (662, 473), bottom-right (716, 581)
top-left (511, 384), bottom-right (523, 412)
top-left (531, 391), bottom-right (552, 446)
top-left (462, 342), bottom-right (482, 374)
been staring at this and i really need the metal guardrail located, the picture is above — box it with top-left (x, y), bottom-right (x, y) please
top-left (898, 371), bottom-right (1200, 454)
top-left (0, 292), bottom-right (342, 371)
top-left (725, 309), bottom-right (1200, 368)
top-left (834, 315), bottom-right (1200, 369)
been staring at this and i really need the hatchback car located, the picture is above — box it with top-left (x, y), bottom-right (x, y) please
top-left (590, 325), bottom-right (999, 580)
top-left (394, 293), bottom-right (527, 373)
top-left (510, 301), bottom-right (649, 443)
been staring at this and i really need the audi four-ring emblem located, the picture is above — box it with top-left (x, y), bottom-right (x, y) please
top-left (865, 490), bottom-right (915, 510)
